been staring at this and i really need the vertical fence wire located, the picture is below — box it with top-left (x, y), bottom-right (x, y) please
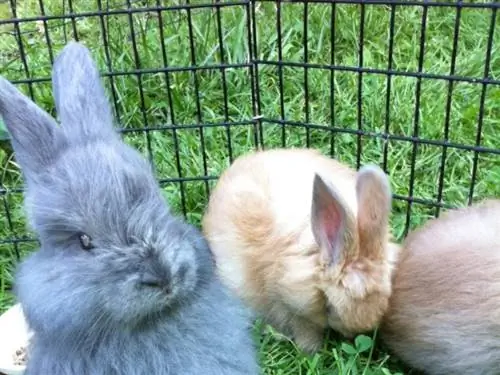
top-left (303, 1), bottom-right (310, 147)
top-left (468, 6), bottom-right (497, 205)
top-left (155, 1), bottom-right (188, 217)
top-left (67, 0), bottom-right (79, 41)
top-left (248, 0), bottom-right (262, 148)
top-left (125, 0), bottom-right (156, 174)
top-left (38, 0), bottom-right (55, 64)
top-left (2, 195), bottom-right (19, 260)
top-left (8, 0), bottom-right (34, 100)
top-left (276, 1), bottom-right (286, 148)
top-left (435, 2), bottom-right (462, 217)
top-left (356, 2), bottom-right (365, 169)
top-left (382, 3), bottom-right (396, 174)
top-left (185, 0), bottom-right (210, 197)
top-left (329, 2), bottom-right (336, 158)
top-left (404, 4), bottom-right (428, 236)
top-left (215, 0), bottom-right (234, 163)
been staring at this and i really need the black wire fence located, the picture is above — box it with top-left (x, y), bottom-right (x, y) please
top-left (0, 0), bottom-right (499, 276)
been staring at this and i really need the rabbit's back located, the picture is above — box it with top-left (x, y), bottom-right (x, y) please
top-left (205, 149), bottom-right (357, 239)
top-left (381, 200), bottom-right (500, 375)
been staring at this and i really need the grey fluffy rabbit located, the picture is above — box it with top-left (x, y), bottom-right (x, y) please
top-left (0, 41), bottom-right (259, 375)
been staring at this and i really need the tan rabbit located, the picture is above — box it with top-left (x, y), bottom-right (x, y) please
top-left (202, 148), bottom-right (401, 353)
top-left (380, 199), bottom-right (500, 375)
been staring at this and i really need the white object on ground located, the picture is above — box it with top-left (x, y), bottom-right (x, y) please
top-left (0, 303), bottom-right (32, 375)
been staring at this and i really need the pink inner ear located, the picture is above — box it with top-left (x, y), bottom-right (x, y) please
top-left (312, 174), bottom-right (346, 264)
top-left (318, 203), bottom-right (344, 264)
top-left (320, 206), bottom-right (342, 246)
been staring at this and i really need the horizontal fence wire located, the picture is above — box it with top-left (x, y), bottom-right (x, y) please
top-left (0, 0), bottom-right (499, 264)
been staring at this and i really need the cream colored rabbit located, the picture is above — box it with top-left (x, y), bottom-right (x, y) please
top-left (380, 199), bottom-right (500, 375)
top-left (202, 148), bottom-right (401, 353)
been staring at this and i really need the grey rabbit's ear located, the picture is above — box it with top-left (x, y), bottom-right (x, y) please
top-left (0, 76), bottom-right (64, 180)
top-left (51, 41), bottom-right (118, 142)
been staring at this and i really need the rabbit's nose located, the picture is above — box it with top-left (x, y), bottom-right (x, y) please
top-left (141, 257), bottom-right (172, 291)
top-left (140, 273), bottom-right (172, 294)
top-left (140, 273), bottom-right (164, 288)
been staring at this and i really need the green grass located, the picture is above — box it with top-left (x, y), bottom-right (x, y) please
top-left (0, 0), bottom-right (499, 373)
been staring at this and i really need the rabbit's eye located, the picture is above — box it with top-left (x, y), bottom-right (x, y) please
top-left (78, 233), bottom-right (94, 250)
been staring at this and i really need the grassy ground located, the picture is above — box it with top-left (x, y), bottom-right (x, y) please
top-left (0, 0), bottom-right (499, 373)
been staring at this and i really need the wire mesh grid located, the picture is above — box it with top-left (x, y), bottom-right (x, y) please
top-left (0, 0), bottom-right (499, 286)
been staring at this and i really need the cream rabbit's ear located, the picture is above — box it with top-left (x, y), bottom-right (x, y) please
top-left (311, 173), bottom-right (357, 266)
top-left (355, 165), bottom-right (392, 260)
top-left (0, 76), bottom-right (64, 182)
top-left (51, 41), bottom-right (119, 143)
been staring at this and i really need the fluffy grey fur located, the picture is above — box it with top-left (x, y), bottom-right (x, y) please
top-left (0, 42), bottom-right (259, 375)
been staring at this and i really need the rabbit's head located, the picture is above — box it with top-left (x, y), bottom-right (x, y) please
top-left (0, 42), bottom-right (212, 338)
top-left (312, 166), bottom-right (399, 336)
